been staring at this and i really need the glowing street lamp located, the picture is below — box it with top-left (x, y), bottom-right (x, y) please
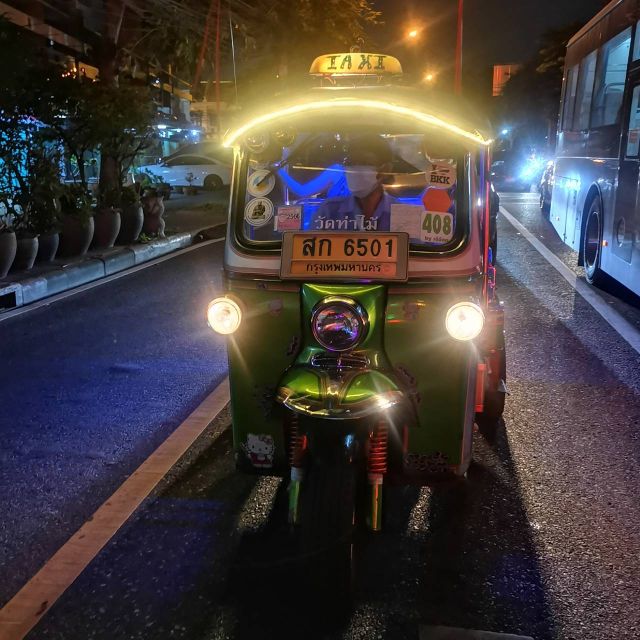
top-left (407, 28), bottom-right (419, 39)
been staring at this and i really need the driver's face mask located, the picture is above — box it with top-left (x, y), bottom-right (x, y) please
top-left (346, 165), bottom-right (379, 198)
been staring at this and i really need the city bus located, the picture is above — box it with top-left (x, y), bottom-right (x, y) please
top-left (551, 0), bottom-right (640, 293)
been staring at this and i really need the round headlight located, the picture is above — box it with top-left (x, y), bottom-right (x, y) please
top-left (445, 302), bottom-right (484, 341)
top-left (207, 297), bottom-right (242, 335)
top-left (311, 297), bottom-right (367, 352)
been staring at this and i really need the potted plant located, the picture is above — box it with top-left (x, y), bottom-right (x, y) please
top-left (134, 169), bottom-right (171, 200)
top-left (57, 184), bottom-right (94, 257)
top-left (116, 183), bottom-right (144, 244)
top-left (141, 186), bottom-right (166, 238)
top-left (27, 145), bottom-right (64, 263)
top-left (0, 213), bottom-right (16, 278)
top-left (93, 186), bottom-right (121, 249)
top-left (11, 203), bottom-right (39, 271)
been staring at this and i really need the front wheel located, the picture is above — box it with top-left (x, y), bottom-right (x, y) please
top-left (297, 444), bottom-right (357, 613)
top-left (583, 198), bottom-right (606, 287)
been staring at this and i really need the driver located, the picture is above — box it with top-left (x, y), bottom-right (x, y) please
top-left (310, 134), bottom-right (397, 231)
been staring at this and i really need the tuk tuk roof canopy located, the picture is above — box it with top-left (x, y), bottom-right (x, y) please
top-left (308, 53), bottom-right (403, 76)
top-left (222, 87), bottom-right (493, 149)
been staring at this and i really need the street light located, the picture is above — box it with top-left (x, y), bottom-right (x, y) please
top-left (407, 28), bottom-right (419, 39)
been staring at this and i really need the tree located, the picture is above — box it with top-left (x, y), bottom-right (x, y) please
top-left (495, 23), bottom-right (582, 152)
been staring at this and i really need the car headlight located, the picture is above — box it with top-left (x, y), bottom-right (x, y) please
top-left (311, 297), bottom-right (368, 352)
top-left (207, 297), bottom-right (242, 334)
top-left (445, 302), bottom-right (484, 341)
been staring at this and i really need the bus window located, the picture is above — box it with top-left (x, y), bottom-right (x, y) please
top-left (633, 21), bottom-right (640, 60)
top-left (562, 65), bottom-right (579, 130)
top-left (573, 50), bottom-right (598, 130)
top-left (625, 85), bottom-right (640, 157)
top-left (591, 28), bottom-right (631, 128)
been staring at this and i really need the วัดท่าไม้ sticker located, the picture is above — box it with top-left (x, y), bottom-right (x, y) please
top-left (275, 205), bottom-right (302, 231)
top-left (247, 169), bottom-right (276, 197)
top-left (244, 198), bottom-right (274, 227)
top-left (427, 162), bottom-right (456, 189)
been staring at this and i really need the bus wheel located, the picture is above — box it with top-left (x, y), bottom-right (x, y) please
top-left (583, 198), bottom-right (606, 287)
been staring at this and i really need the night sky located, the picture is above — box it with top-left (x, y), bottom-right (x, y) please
top-left (370, 0), bottom-right (606, 91)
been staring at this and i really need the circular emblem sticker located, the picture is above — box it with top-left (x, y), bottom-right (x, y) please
top-left (244, 198), bottom-right (274, 227)
top-left (247, 169), bottom-right (276, 197)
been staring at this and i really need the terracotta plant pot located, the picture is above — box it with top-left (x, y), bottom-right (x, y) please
top-left (93, 207), bottom-right (121, 249)
top-left (142, 194), bottom-right (166, 238)
top-left (12, 236), bottom-right (39, 271)
top-left (36, 232), bottom-right (59, 263)
top-left (116, 203), bottom-right (144, 245)
top-left (58, 215), bottom-right (95, 257)
top-left (0, 231), bottom-right (17, 277)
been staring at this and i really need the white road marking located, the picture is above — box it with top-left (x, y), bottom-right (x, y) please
top-left (499, 205), bottom-right (640, 356)
top-left (0, 377), bottom-right (231, 640)
top-left (0, 237), bottom-right (224, 323)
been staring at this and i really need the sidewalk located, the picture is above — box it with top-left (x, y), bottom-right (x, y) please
top-left (0, 200), bottom-right (228, 313)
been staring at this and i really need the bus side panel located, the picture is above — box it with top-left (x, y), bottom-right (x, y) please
top-left (550, 156), bottom-right (617, 253)
top-left (384, 289), bottom-right (477, 472)
top-left (225, 280), bottom-right (301, 474)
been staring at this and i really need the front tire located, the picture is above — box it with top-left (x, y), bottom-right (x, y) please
top-left (583, 197), bottom-right (606, 287)
top-left (297, 443), bottom-right (357, 613)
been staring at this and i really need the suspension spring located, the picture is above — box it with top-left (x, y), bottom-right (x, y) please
top-left (286, 413), bottom-right (307, 467)
top-left (368, 421), bottom-right (388, 475)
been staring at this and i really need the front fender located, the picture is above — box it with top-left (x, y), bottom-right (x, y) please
top-left (276, 365), bottom-right (407, 420)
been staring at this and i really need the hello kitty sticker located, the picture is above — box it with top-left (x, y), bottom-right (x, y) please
top-left (242, 433), bottom-right (275, 468)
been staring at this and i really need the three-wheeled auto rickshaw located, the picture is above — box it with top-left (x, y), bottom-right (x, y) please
top-left (207, 52), bottom-right (505, 579)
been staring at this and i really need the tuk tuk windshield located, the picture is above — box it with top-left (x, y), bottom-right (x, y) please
top-left (239, 131), bottom-right (466, 251)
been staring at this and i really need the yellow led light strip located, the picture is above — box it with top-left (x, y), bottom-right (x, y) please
top-left (223, 99), bottom-right (492, 148)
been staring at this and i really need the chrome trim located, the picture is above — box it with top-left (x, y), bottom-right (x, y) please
top-left (310, 352), bottom-right (370, 370)
top-left (276, 386), bottom-right (406, 420)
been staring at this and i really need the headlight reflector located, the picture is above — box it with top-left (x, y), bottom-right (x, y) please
top-left (311, 297), bottom-right (367, 352)
top-left (207, 297), bottom-right (242, 334)
top-left (445, 302), bottom-right (484, 341)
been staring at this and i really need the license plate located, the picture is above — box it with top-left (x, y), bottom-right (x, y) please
top-left (280, 232), bottom-right (409, 281)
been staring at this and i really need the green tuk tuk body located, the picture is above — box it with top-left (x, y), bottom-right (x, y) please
top-left (208, 55), bottom-right (504, 538)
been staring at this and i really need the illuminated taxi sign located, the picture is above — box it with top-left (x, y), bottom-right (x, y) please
top-left (309, 53), bottom-right (402, 76)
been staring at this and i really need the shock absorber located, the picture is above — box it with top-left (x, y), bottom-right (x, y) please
top-left (286, 413), bottom-right (307, 525)
top-left (368, 420), bottom-right (388, 532)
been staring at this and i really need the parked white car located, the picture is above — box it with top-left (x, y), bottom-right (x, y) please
top-left (136, 153), bottom-right (231, 191)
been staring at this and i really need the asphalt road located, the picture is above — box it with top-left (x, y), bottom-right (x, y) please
top-left (0, 240), bottom-right (229, 609)
top-left (3, 193), bottom-right (640, 640)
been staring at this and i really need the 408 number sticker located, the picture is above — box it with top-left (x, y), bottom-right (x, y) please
top-left (421, 211), bottom-right (454, 244)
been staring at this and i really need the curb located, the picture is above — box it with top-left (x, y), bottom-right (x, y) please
top-left (0, 232), bottom-right (193, 312)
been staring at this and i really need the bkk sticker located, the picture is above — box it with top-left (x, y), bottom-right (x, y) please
top-left (275, 205), bottom-right (302, 231)
top-left (242, 433), bottom-right (275, 468)
top-left (244, 198), bottom-right (274, 227)
top-left (427, 162), bottom-right (456, 189)
top-left (247, 169), bottom-right (276, 197)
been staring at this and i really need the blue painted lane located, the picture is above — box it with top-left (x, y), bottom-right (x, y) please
top-left (0, 241), bottom-right (229, 606)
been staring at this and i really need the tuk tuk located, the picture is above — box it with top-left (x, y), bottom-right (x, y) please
top-left (207, 52), bottom-right (505, 579)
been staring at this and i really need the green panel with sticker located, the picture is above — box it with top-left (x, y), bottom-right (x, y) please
top-left (384, 283), bottom-right (479, 466)
top-left (224, 277), bottom-right (301, 471)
